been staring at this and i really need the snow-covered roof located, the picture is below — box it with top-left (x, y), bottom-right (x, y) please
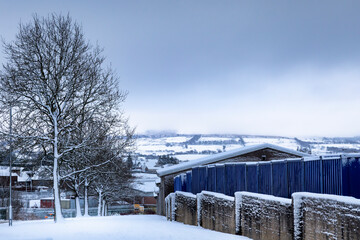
top-left (157, 143), bottom-right (310, 177)
top-left (0, 168), bottom-right (19, 178)
top-left (131, 173), bottom-right (159, 194)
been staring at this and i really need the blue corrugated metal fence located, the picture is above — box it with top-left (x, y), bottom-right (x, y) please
top-left (175, 154), bottom-right (360, 199)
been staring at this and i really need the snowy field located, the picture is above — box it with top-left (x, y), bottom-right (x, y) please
top-left (135, 135), bottom-right (360, 159)
top-left (0, 215), bottom-right (249, 240)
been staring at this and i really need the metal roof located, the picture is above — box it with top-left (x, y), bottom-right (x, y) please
top-left (157, 143), bottom-right (310, 177)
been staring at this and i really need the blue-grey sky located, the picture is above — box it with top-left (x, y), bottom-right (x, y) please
top-left (1, 0), bottom-right (360, 137)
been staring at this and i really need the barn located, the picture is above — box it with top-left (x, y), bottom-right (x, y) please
top-left (156, 143), bottom-right (310, 215)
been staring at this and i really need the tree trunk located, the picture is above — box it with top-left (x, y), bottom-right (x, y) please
top-left (84, 178), bottom-right (89, 217)
top-left (97, 191), bottom-right (102, 216)
top-left (102, 199), bottom-right (106, 216)
top-left (53, 121), bottom-right (64, 222)
top-left (75, 195), bottom-right (82, 218)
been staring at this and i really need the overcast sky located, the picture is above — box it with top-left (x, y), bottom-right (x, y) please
top-left (1, 0), bottom-right (360, 137)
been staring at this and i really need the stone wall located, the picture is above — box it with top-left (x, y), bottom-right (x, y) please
top-left (198, 191), bottom-right (236, 234)
top-left (174, 191), bottom-right (197, 226)
top-left (165, 193), bottom-right (174, 221)
top-left (293, 192), bottom-right (360, 240)
top-left (236, 192), bottom-right (293, 240)
top-left (166, 190), bottom-right (360, 240)
top-left (165, 191), bottom-right (197, 225)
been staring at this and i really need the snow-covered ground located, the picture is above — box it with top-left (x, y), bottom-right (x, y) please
top-left (135, 134), bottom-right (360, 160)
top-left (174, 154), bottom-right (211, 161)
top-left (242, 137), bottom-right (298, 150)
top-left (0, 215), bottom-right (250, 240)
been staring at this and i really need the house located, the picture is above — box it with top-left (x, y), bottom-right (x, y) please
top-left (0, 167), bottom-right (18, 187)
top-left (156, 143), bottom-right (310, 215)
top-left (128, 173), bottom-right (158, 213)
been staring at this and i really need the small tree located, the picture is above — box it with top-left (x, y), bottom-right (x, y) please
top-left (0, 14), bottom-right (129, 222)
top-left (91, 156), bottom-right (132, 216)
top-left (157, 155), bottom-right (179, 166)
top-left (126, 155), bottom-right (133, 169)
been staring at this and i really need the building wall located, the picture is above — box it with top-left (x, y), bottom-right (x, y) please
top-left (0, 176), bottom-right (18, 187)
top-left (158, 148), bottom-right (302, 215)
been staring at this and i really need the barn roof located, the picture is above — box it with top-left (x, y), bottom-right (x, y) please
top-left (157, 143), bottom-right (310, 177)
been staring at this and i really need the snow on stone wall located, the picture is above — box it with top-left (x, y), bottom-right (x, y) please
top-left (173, 191), bottom-right (197, 226)
top-left (167, 190), bottom-right (360, 239)
top-left (165, 193), bottom-right (175, 221)
top-left (236, 191), bottom-right (293, 240)
top-left (198, 191), bottom-right (236, 234)
top-left (196, 193), bottom-right (202, 227)
top-left (292, 192), bottom-right (360, 240)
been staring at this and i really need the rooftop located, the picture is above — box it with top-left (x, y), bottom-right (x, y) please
top-left (157, 143), bottom-right (310, 177)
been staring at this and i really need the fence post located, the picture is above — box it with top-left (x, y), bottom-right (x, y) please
top-left (339, 155), bottom-right (344, 196)
top-left (319, 156), bottom-right (323, 193)
top-left (270, 163), bottom-right (273, 195)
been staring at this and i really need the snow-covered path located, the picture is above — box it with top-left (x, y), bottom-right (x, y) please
top-left (0, 215), bottom-right (250, 240)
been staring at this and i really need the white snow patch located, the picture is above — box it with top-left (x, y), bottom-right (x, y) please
top-left (235, 192), bottom-right (243, 233)
top-left (292, 192), bottom-right (360, 206)
top-left (197, 193), bottom-right (202, 226)
top-left (236, 191), bottom-right (291, 205)
top-left (175, 191), bottom-right (196, 199)
top-left (201, 191), bottom-right (235, 202)
top-left (29, 200), bottom-right (41, 208)
top-left (132, 173), bottom-right (159, 193)
top-left (0, 215), bottom-right (250, 240)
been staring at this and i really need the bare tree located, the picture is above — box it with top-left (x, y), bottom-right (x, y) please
top-left (90, 151), bottom-right (133, 216)
top-left (61, 118), bottom-right (134, 217)
top-left (0, 14), bottom-right (130, 222)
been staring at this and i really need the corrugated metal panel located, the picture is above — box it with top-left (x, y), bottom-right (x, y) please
top-left (191, 167), bottom-right (200, 194)
top-left (187, 155), bottom-right (359, 199)
top-left (173, 176), bottom-right (177, 191)
top-left (304, 159), bottom-right (323, 194)
top-left (287, 159), bottom-right (304, 197)
top-left (258, 162), bottom-right (272, 195)
top-left (199, 166), bottom-right (208, 192)
top-left (181, 174), bottom-right (187, 192)
top-left (342, 156), bottom-right (360, 199)
top-left (186, 171), bottom-right (192, 193)
top-left (207, 166), bottom-right (216, 192)
top-left (322, 158), bottom-right (342, 195)
top-left (173, 175), bottom-right (180, 192)
top-left (272, 160), bottom-right (288, 198)
top-left (216, 165), bottom-right (226, 194)
top-left (234, 163), bottom-right (246, 192)
top-left (225, 164), bottom-right (236, 196)
top-left (246, 163), bottom-right (258, 193)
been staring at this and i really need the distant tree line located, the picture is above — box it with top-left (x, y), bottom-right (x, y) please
top-left (156, 155), bottom-right (179, 166)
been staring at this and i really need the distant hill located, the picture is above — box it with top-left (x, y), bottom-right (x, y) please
top-left (134, 133), bottom-right (360, 163)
